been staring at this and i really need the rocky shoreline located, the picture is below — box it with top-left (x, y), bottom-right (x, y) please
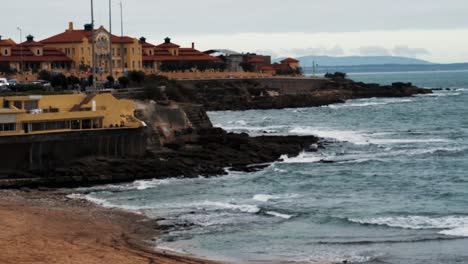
top-left (0, 74), bottom-right (432, 188)
top-left (171, 74), bottom-right (432, 111)
top-left (1, 128), bottom-right (319, 188)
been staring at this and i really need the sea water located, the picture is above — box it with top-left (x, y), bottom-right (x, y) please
top-left (79, 70), bottom-right (468, 264)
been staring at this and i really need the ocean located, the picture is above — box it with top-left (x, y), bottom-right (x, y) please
top-left (77, 70), bottom-right (468, 264)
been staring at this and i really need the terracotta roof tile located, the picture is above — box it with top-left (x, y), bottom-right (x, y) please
top-left (281, 57), bottom-right (299, 63)
top-left (40, 30), bottom-right (134, 44)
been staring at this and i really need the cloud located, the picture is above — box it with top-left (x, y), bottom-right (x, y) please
top-left (392, 45), bottom-right (430, 57)
top-left (352, 45), bottom-right (430, 57)
top-left (354, 46), bottom-right (391, 56)
top-left (281, 45), bottom-right (345, 57)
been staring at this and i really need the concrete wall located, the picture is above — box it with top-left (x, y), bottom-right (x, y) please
top-left (0, 128), bottom-right (146, 171)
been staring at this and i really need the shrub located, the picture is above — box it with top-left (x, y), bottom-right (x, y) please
top-left (118, 76), bottom-right (130, 88)
top-left (127, 71), bottom-right (145, 85)
top-left (51, 73), bottom-right (67, 89)
top-left (38, 70), bottom-right (52, 81)
top-left (67, 75), bottom-right (80, 85)
top-left (106, 75), bottom-right (115, 83)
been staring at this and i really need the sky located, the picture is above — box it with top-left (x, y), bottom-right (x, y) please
top-left (1, 0), bottom-right (468, 63)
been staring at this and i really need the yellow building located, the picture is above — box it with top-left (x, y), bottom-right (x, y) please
top-left (40, 22), bottom-right (143, 78)
top-left (0, 93), bottom-right (144, 136)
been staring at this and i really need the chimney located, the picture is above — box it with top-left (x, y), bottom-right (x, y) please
top-left (26, 35), bottom-right (34, 42)
top-left (139, 37), bottom-right (146, 43)
top-left (84, 24), bottom-right (93, 31)
top-left (68, 22), bottom-right (74, 31)
top-left (164, 37), bottom-right (171, 44)
top-left (192, 42), bottom-right (195, 49)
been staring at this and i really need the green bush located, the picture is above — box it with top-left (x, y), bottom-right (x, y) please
top-left (51, 73), bottom-right (67, 89)
top-left (67, 75), bottom-right (80, 85)
top-left (127, 71), bottom-right (146, 85)
top-left (38, 70), bottom-right (52, 81)
top-left (118, 76), bottom-right (130, 88)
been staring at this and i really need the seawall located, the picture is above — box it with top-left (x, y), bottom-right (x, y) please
top-left (0, 128), bottom-right (147, 172)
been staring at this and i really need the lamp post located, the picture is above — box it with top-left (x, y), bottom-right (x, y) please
top-left (109, 0), bottom-right (113, 78)
top-left (91, 0), bottom-right (97, 91)
top-left (17, 27), bottom-right (23, 79)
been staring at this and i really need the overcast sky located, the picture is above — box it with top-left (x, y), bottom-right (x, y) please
top-left (2, 0), bottom-right (468, 63)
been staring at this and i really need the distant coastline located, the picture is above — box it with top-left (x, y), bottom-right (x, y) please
top-left (303, 63), bottom-right (468, 75)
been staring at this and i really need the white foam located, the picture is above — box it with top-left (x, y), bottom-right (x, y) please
top-left (369, 138), bottom-right (449, 144)
top-left (253, 194), bottom-right (275, 202)
top-left (280, 151), bottom-right (324, 164)
top-left (349, 216), bottom-right (468, 231)
top-left (439, 226), bottom-right (468, 237)
top-left (329, 98), bottom-right (413, 109)
top-left (194, 201), bottom-right (260, 214)
top-left (289, 127), bottom-right (370, 145)
top-left (266, 211), bottom-right (294, 219)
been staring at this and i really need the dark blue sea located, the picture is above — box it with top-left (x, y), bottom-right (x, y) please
top-left (75, 70), bottom-right (468, 264)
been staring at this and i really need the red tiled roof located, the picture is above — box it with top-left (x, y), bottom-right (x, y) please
top-left (19, 41), bottom-right (44, 47)
top-left (0, 39), bottom-right (16, 47)
top-left (247, 58), bottom-right (264, 63)
top-left (281, 57), bottom-right (299, 63)
top-left (0, 46), bottom-right (71, 62)
top-left (143, 48), bottom-right (219, 62)
top-left (141, 42), bottom-right (156, 48)
top-left (40, 29), bottom-right (134, 44)
top-left (156, 42), bottom-right (180, 48)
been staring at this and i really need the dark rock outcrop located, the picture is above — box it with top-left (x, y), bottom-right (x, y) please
top-left (0, 128), bottom-right (319, 188)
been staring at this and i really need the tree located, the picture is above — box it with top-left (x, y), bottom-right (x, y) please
top-left (88, 75), bottom-right (94, 86)
top-left (128, 71), bottom-right (146, 85)
top-left (51, 73), bottom-right (68, 89)
top-left (67, 75), bottom-right (80, 86)
top-left (106, 75), bottom-right (115, 83)
top-left (0, 62), bottom-right (14, 75)
top-left (118, 76), bottom-right (130, 88)
top-left (38, 70), bottom-right (52, 81)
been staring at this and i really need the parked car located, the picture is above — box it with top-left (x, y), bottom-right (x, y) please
top-left (0, 78), bottom-right (9, 88)
top-left (7, 79), bottom-right (19, 86)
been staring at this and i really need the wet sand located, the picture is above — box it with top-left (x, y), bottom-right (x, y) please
top-left (0, 190), bottom-right (219, 264)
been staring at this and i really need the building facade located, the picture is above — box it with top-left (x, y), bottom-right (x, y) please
top-left (40, 22), bottom-right (143, 77)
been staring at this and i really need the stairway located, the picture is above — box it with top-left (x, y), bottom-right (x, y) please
top-left (70, 94), bottom-right (96, 112)
top-left (181, 104), bottom-right (213, 129)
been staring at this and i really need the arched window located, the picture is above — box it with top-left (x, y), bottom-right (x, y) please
top-left (4, 49), bottom-right (8, 55)
top-left (36, 49), bottom-right (40, 55)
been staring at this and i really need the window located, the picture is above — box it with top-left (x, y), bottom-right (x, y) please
top-left (0, 123), bottom-right (16, 132)
top-left (72, 48), bottom-right (75, 55)
top-left (132, 48), bottom-right (135, 55)
top-left (24, 100), bottom-right (39, 111)
top-left (13, 101), bottom-right (22, 109)
top-left (132, 61), bottom-right (135, 68)
top-left (138, 61), bottom-right (141, 68)
top-left (4, 49), bottom-right (8, 55)
top-left (81, 47), bottom-right (84, 54)
top-left (117, 48), bottom-right (121, 56)
top-left (124, 48), bottom-right (127, 55)
top-left (36, 49), bottom-right (40, 55)
top-left (138, 48), bottom-right (140, 55)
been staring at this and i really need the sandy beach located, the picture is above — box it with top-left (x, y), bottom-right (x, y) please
top-left (0, 190), bottom-right (219, 264)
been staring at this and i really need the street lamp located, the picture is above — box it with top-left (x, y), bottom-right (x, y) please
top-left (17, 27), bottom-right (23, 79)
